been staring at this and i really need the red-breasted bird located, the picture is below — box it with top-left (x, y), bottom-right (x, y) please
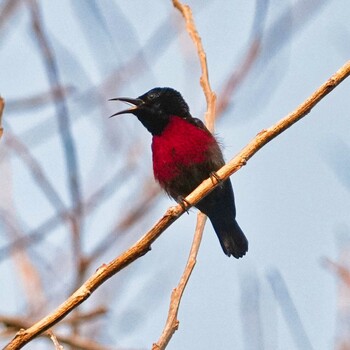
top-left (110, 87), bottom-right (248, 258)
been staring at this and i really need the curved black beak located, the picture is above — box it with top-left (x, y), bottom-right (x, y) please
top-left (109, 97), bottom-right (143, 118)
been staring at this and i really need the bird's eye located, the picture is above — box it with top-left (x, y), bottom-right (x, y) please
top-left (148, 92), bottom-right (158, 100)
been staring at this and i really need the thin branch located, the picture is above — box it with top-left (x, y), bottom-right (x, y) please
top-left (152, 213), bottom-right (206, 350)
top-left (47, 330), bottom-right (64, 350)
top-left (4, 60), bottom-right (350, 350)
top-left (6, 85), bottom-right (75, 113)
top-left (172, 0), bottom-right (216, 131)
top-left (28, 0), bottom-right (83, 282)
top-left (152, 2), bottom-right (216, 348)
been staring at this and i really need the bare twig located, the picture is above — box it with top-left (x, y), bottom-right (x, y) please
top-left (152, 2), bottom-right (216, 348)
top-left (47, 330), bottom-right (64, 350)
top-left (172, 0), bottom-right (216, 131)
top-left (152, 213), bottom-right (206, 350)
top-left (28, 0), bottom-right (83, 284)
top-left (6, 85), bottom-right (75, 113)
top-left (4, 60), bottom-right (350, 350)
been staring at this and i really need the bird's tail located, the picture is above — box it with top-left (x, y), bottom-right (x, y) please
top-left (209, 216), bottom-right (248, 258)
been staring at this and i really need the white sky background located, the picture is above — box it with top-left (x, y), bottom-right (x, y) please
top-left (1, 0), bottom-right (350, 349)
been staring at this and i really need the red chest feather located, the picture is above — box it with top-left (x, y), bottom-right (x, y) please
top-left (152, 116), bottom-right (215, 183)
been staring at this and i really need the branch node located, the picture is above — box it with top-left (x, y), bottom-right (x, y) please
top-left (257, 129), bottom-right (268, 136)
top-left (240, 158), bottom-right (247, 166)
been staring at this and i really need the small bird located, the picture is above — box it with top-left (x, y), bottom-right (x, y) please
top-left (110, 87), bottom-right (248, 258)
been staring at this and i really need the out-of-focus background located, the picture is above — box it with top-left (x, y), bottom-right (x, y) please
top-left (1, 1), bottom-right (350, 349)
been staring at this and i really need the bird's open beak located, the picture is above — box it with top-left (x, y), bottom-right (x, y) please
top-left (109, 97), bottom-right (144, 118)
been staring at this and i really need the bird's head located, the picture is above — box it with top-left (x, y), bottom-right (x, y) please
top-left (109, 87), bottom-right (191, 135)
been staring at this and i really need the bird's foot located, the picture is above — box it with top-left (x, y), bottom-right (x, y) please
top-left (209, 171), bottom-right (222, 185)
top-left (176, 196), bottom-right (191, 214)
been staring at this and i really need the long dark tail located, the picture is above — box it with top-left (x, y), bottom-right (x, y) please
top-left (209, 215), bottom-right (248, 258)
top-left (195, 179), bottom-right (248, 258)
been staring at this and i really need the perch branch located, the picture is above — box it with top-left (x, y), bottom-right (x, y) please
top-left (4, 60), bottom-right (350, 350)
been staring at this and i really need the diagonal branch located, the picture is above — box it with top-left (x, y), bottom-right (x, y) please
top-left (4, 60), bottom-right (350, 350)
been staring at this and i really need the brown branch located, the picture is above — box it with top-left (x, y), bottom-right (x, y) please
top-left (47, 331), bottom-right (63, 350)
top-left (4, 60), bottom-right (350, 350)
top-left (152, 213), bottom-right (206, 350)
top-left (172, 0), bottom-right (216, 131)
top-left (152, 2), bottom-right (216, 348)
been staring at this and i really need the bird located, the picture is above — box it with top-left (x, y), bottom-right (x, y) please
top-left (110, 87), bottom-right (248, 258)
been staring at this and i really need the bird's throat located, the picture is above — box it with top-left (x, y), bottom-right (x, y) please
top-left (151, 116), bottom-right (215, 183)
